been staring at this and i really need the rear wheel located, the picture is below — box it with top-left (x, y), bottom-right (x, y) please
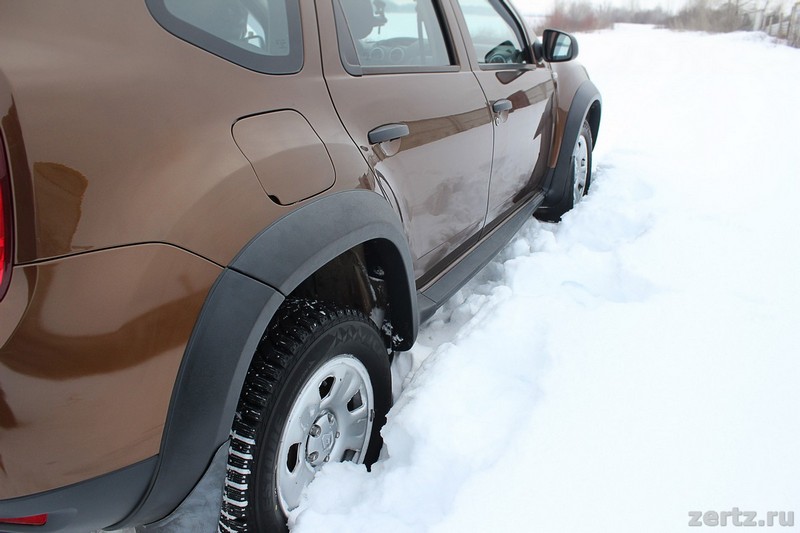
top-left (219, 299), bottom-right (391, 532)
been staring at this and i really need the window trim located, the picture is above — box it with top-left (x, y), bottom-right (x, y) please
top-left (477, 62), bottom-right (534, 71)
top-left (146, 0), bottom-right (304, 75)
top-left (332, 0), bottom-right (459, 76)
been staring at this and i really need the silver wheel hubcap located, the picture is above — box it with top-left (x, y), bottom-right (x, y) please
top-left (572, 133), bottom-right (589, 205)
top-left (276, 355), bottom-right (374, 515)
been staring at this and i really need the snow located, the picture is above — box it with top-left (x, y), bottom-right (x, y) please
top-left (289, 27), bottom-right (800, 533)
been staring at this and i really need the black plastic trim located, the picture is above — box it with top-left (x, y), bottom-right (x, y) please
top-left (360, 65), bottom-right (461, 75)
top-left (419, 192), bottom-right (544, 321)
top-left (114, 269), bottom-right (284, 527)
top-left (0, 457), bottom-right (156, 532)
top-left (230, 190), bottom-right (417, 347)
top-left (539, 79), bottom-right (601, 211)
top-left (116, 190), bottom-right (417, 527)
top-left (135, 442), bottom-right (228, 532)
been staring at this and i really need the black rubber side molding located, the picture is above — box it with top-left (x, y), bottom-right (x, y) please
top-left (419, 192), bottom-right (545, 322)
top-left (0, 457), bottom-right (157, 532)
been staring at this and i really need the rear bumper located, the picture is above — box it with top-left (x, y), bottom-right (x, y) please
top-left (0, 457), bottom-right (156, 532)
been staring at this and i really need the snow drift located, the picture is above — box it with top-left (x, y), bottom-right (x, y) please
top-left (290, 26), bottom-right (800, 533)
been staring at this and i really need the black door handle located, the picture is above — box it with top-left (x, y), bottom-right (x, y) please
top-left (368, 123), bottom-right (410, 144)
top-left (491, 99), bottom-right (513, 113)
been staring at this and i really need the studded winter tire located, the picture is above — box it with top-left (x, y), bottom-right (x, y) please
top-left (218, 299), bottom-right (391, 532)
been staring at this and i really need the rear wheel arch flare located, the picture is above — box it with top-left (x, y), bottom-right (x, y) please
top-left (117, 189), bottom-right (417, 528)
top-left (230, 189), bottom-right (418, 349)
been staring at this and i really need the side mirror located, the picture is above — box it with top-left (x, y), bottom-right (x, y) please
top-left (542, 29), bottom-right (579, 62)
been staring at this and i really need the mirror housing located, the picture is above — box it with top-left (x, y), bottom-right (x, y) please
top-left (532, 39), bottom-right (544, 62)
top-left (542, 29), bottom-right (579, 62)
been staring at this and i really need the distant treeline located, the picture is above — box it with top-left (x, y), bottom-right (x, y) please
top-left (538, 0), bottom-right (799, 47)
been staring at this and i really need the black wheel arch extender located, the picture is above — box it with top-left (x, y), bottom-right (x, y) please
top-left (541, 79), bottom-right (602, 209)
top-left (115, 189), bottom-right (418, 528)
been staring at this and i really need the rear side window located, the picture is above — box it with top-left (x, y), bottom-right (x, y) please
top-left (333, 0), bottom-right (453, 73)
top-left (147, 0), bottom-right (303, 74)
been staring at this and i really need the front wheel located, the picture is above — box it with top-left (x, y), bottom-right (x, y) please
top-left (219, 300), bottom-right (391, 532)
top-left (536, 119), bottom-right (594, 221)
top-left (570, 120), bottom-right (593, 207)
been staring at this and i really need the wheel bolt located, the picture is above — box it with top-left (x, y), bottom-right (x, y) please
top-left (309, 425), bottom-right (321, 437)
top-left (324, 455), bottom-right (330, 462)
top-left (308, 451), bottom-right (318, 462)
top-left (335, 431), bottom-right (340, 439)
top-left (327, 413), bottom-right (334, 423)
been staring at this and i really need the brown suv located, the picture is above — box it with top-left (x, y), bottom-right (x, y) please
top-left (0, 0), bottom-right (600, 531)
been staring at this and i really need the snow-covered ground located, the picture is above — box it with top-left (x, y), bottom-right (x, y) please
top-left (290, 26), bottom-right (800, 533)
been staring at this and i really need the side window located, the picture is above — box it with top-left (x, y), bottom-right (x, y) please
top-left (334, 0), bottom-right (453, 71)
top-left (147, 0), bottom-right (303, 74)
top-left (457, 0), bottom-right (527, 65)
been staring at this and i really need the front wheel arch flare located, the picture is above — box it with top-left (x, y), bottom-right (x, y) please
top-left (541, 80), bottom-right (601, 210)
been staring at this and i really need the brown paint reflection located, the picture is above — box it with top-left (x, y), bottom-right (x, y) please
top-left (371, 105), bottom-right (491, 161)
top-left (0, 269), bottom-right (208, 381)
top-left (0, 103), bottom-right (91, 258)
top-left (526, 83), bottom-right (552, 108)
top-left (0, 247), bottom-right (218, 497)
top-left (371, 84), bottom-right (550, 161)
top-left (496, 69), bottom-right (525, 85)
top-left (0, 254), bottom-right (208, 378)
top-left (0, 386), bottom-right (17, 428)
top-left (0, 384), bottom-right (16, 477)
top-left (512, 94), bottom-right (555, 205)
top-left (497, 83), bottom-right (553, 116)
top-left (32, 162), bottom-right (88, 256)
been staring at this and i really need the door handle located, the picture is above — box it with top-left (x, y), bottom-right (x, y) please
top-left (491, 99), bottom-right (513, 114)
top-left (368, 123), bottom-right (410, 144)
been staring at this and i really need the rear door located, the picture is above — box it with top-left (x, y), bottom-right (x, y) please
top-left (451, 0), bottom-right (555, 230)
top-left (318, 0), bottom-right (495, 283)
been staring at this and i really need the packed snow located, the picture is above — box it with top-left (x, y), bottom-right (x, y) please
top-left (288, 26), bottom-right (800, 533)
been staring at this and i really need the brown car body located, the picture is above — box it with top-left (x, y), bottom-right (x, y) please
top-left (0, 0), bottom-right (600, 530)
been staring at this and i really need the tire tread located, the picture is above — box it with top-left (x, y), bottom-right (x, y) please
top-left (218, 299), bottom-right (381, 532)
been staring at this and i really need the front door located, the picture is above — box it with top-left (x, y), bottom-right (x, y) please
top-left (452, 0), bottom-right (555, 229)
top-left (318, 0), bottom-right (495, 282)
